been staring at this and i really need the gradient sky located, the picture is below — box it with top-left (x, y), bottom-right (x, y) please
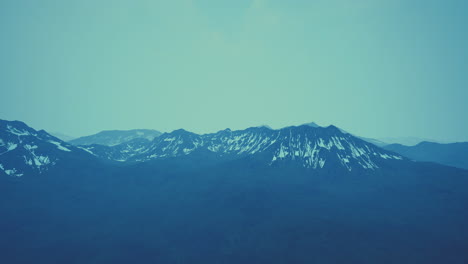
top-left (1, 0), bottom-right (467, 141)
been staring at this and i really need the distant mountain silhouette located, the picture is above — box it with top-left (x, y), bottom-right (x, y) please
top-left (377, 136), bottom-right (447, 146)
top-left (384, 141), bottom-right (468, 170)
top-left (50, 132), bottom-right (76, 141)
top-left (69, 129), bottom-right (162, 146)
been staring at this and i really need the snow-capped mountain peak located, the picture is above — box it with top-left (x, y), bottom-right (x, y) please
top-left (301, 122), bottom-right (320, 128)
top-left (0, 120), bottom-right (91, 177)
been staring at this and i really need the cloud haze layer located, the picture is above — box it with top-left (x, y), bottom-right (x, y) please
top-left (1, 0), bottom-right (467, 141)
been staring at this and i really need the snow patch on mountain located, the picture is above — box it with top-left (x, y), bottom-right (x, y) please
top-left (48, 140), bottom-right (72, 152)
top-left (7, 125), bottom-right (32, 137)
top-left (0, 163), bottom-right (23, 177)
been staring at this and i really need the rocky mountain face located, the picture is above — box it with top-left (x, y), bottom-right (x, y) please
top-left (0, 120), bottom-right (93, 177)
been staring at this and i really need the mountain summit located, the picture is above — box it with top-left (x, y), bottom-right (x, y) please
top-left (0, 120), bottom-right (92, 177)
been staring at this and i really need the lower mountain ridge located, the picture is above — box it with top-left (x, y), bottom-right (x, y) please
top-left (384, 141), bottom-right (468, 170)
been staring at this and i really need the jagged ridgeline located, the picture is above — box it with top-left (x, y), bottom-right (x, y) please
top-left (1, 119), bottom-right (404, 177)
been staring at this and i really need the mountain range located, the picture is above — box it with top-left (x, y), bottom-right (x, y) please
top-left (62, 122), bottom-right (468, 171)
top-left (1, 119), bottom-right (407, 176)
top-left (1, 118), bottom-right (468, 263)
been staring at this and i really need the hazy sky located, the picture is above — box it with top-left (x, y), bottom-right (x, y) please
top-left (1, 0), bottom-right (467, 141)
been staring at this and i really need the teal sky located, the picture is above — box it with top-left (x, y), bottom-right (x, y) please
top-left (1, 0), bottom-right (467, 141)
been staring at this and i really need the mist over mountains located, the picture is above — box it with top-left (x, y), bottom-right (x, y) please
top-left (69, 129), bottom-right (162, 146)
